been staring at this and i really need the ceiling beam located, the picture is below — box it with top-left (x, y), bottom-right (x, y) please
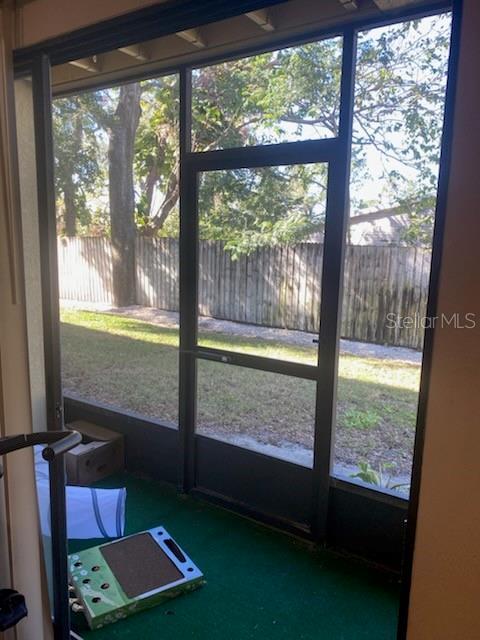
top-left (68, 57), bottom-right (99, 73)
top-left (245, 9), bottom-right (274, 31)
top-left (373, 0), bottom-right (418, 9)
top-left (176, 28), bottom-right (206, 49)
top-left (337, 0), bottom-right (358, 10)
top-left (118, 44), bottom-right (149, 62)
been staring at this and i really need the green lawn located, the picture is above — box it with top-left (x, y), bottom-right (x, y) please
top-left (60, 309), bottom-right (420, 481)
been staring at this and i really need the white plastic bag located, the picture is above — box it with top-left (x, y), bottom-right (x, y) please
top-left (35, 448), bottom-right (126, 539)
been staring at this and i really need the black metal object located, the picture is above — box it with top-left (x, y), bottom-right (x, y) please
top-left (0, 431), bottom-right (80, 458)
top-left (178, 68), bottom-right (197, 493)
top-left (185, 138), bottom-right (338, 171)
top-left (397, 1), bottom-right (463, 637)
top-left (31, 55), bottom-right (72, 638)
top-left (195, 346), bottom-right (318, 380)
top-left (196, 434), bottom-right (313, 528)
top-left (0, 431), bottom-right (81, 640)
top-left (311, 28), bottom-right (356, 541)
top-left (32, 54), bottom-right (72, 639)
top-left (327, 477), bottom-right (406, 570)
top-left (0, 589), bottom-right (28, 631)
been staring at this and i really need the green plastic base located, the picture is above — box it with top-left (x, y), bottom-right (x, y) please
top-left (69, 526), bottom-right (204, 630)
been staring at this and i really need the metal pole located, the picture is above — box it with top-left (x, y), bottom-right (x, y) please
top-left (32, 53), bottom-right (70, 640)
top-left (311, 28), bottom-right (357, 541)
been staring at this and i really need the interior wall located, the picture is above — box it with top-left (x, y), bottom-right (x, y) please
top-left (15, 78), bottom-right (47, 435)
top-left (406, 0), bottom-right (480, 637)
top-left (0, 6), bottom-right (52, 640)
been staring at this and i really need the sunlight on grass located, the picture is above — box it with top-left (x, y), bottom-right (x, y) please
top-left (338, 355), bottom-right (420, 393)
top-left (60, 308), bottom-right (419, 476)
top-left (61, 309), bottom-right (180, 347)
top-left (61, 309), bottom-right (420, 392)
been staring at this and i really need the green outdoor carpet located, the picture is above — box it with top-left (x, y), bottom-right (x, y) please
top-left (70, 474), bottom-right (400, 640)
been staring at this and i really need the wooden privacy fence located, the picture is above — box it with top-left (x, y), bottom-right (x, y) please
top-left (57, 237), bottom-right (432, 349)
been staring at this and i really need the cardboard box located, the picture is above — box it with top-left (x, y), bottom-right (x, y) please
top-left (65, 421), bottom-right (124, 486)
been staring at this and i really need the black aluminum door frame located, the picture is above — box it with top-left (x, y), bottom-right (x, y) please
top-left (177, 28), bottom-right (356, 540)
top-left (31, 54), bottom-right (70, 640)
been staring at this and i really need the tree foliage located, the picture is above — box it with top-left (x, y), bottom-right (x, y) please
top-left (53, 13), bottom-right (451, 250)
top-left (134, 75), bottom-right (179, 235)
top-left (350, 16), bottom-right (451, 243)
top-left (53, 94), bottom-right (102, 235)
top-left (198, 164), bottom-right (328, 257)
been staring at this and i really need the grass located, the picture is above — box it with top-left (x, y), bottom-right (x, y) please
top-left (60, 309), bottom-right (420, 478)
top-left (343, 408), bottom-right (381, 430)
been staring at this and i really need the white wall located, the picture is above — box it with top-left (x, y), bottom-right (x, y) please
top-left (406, 0), bottom-right (480, 637)
top-left (0, 14), bottom-right (53, 639)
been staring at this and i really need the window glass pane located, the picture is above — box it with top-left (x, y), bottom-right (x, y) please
top-left (196, 360), bottom-right (316, 467)
top-left (197, 164), bottom-right (327, 365)
top-left (333, 13), bottom-right (452, 496)
top-left (192, 37), bottom-right (342, 150)
top-left (54, 74), bottom-right (180, 426)
top-left (60, 310), bottom-right (179, 424)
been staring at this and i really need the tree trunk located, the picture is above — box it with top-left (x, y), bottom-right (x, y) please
top-left (108, 83), bottom-right (141, 307)
top-left (60, 108), bottom-right (83, 237)
top-left (152, 171), bottom-right (178, 231)
top-left (63, 178), bottom-right (77, 237)
top-left (145, 162), bottom-right (158, 217)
